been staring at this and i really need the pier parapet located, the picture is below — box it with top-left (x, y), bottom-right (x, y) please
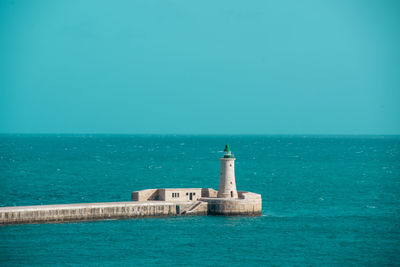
top-left (0, 202), bottom-right (178, 225)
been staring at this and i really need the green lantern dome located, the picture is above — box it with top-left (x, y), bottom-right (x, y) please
top-left (223, 144), bottom-right (233, 158)
top-left (224, 144), bottom-right (231, 152)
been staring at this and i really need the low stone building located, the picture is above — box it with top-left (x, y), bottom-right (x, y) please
top-left (132, 188), bottom-right (203, 202)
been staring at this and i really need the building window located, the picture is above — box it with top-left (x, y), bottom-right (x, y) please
top-left (193, 193), bottom-right (195, 195)
top-left (230, 164), bottom-right (232, 167)
top-left (186, 193), bottom-right (188, 196)
top-left (172, 192), bottom-right (183, 198)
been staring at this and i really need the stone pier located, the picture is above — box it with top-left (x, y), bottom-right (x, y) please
top-left (1, 146), bottom-right (263, 225)
top-left (0, 202), bottom-right (179, 225)
top-left (0, 188), bottom-right (261, 225)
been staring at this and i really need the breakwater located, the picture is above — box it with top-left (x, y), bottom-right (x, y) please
top-left (0, 192), bottom-right (261, 225)
top-left (0, 202), bottom-right (183, 225)
top-left (0, 145), bottom-right (263, 225)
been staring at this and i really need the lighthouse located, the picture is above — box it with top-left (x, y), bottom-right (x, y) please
top-left (217, 145), bottom-right (238, 198)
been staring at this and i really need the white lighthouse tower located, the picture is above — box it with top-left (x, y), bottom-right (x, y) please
top-left (217, 145), bottom-right (238, 198)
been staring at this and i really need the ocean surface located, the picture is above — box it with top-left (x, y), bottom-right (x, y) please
top-left (0, 135), bottom-right (399, 266)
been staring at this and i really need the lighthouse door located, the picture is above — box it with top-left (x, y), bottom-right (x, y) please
top-left (189, 193), bottom-right (193, 200)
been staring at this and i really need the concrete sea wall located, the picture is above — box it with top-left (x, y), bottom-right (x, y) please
top-left (202, 198), bottom-right (262, 216)
top-left (0, 191), bottom-right (262, 225)
top-left (0, 202), bottom-right (178, 225)
top-left (199, 191), bottom-right (262, 216)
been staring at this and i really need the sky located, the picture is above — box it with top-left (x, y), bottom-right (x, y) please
top-left (0, 0), bottom-right (399, 134)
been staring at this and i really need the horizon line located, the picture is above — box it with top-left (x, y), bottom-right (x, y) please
top-left (1, 133), bottom-right (399, 137)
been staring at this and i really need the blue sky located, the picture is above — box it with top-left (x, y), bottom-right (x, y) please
top-left (0, 0), bottom-right (399, 134)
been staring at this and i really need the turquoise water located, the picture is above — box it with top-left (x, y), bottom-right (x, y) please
top-left (1, 135), bottom-right (399, 266)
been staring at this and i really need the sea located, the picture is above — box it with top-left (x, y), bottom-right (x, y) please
top-left (0, 135), bottom-right (399, 266)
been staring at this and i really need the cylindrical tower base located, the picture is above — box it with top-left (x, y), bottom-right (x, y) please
top-left (217, 158), bottom-right (238, 198)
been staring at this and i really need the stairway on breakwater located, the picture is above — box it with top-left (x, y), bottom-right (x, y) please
top-left (180, 201), bottom-right (207, 215)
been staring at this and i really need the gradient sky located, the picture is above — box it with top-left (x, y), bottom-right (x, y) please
top-left (0, 0), bottom-right (399, 134)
